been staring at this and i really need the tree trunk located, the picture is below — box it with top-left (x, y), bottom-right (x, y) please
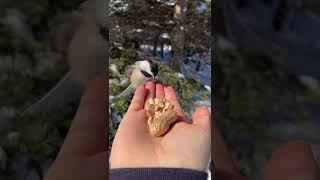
top-left (170, 0), bottom-right (187, 72)
top-left (153, 31), bottom-right (161, 56)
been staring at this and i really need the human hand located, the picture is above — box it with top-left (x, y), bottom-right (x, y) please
top-left (44, 75), bottom-right (107, 180)
top-left (109, 81), bottom-right (211, 172)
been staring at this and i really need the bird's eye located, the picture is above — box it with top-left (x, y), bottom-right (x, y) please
top-left (99, 26), bottom-right (109, 41)
top-left (141, 70), bottom-right (152, 77)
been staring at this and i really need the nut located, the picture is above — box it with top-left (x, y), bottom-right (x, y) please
top-left (154, 98), bottom-right (161, 103)
top-left (145, 97), bottom-right (178, 136)
top-left (164, 102), bottom-right (174, 111)
top-left (148, 98), bottom-right (155, 105)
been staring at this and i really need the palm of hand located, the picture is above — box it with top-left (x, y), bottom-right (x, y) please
top-left (110, 81), bottom-right (211, 172)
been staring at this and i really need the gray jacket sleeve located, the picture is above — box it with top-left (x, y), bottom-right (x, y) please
top-left (109, 168), bottom-right (208, 180)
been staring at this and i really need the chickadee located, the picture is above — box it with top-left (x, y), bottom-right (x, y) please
top-left (23, 0), bottom-right (108, 114)
top-left (118, 60), bottom-right (158, 97)
top-left (68, 0), bottom-right (108, 85)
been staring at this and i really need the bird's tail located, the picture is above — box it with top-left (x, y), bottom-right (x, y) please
top-left (22, 71), bottom-right (83, 115)
top-left (118, 84), bottom-right (135, 98)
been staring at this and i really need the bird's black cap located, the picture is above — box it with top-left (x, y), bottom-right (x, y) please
top-left (148, 60), bottom-right (158, 77)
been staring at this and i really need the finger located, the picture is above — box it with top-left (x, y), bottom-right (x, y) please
top-left (63, 74), bottom-right (107, 156)
top-left (128, 85), bottom-right (147, 112)
top-left (164, 85), bottom-right (188, 122)
top-left (144, 81), bottom-right (155, 107)
top-left (155, 82), bottom-right (165, 99)
top-left (192, 106), bottom-right (211, 128)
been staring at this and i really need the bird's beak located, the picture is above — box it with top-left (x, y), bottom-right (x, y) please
top-left (152, 76), bottom-right (155, 80)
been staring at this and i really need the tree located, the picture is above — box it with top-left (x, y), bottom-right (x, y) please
top-left (110, 0), bottom-right (211, 72)
top-left (170, 0), bottom-right (187, 72)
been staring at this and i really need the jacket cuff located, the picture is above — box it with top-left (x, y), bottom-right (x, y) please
top-left (109, 168), bottom-right (208, 180)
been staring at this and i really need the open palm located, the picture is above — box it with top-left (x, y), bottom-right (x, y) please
top-left (109, 81), bottom-right (211, 172)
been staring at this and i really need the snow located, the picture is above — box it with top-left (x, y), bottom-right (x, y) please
top-left (161, 33), bottom-right (170, 39)
top-left (133, 29), bottom-right (143, 33)
top-left (175, 72), bottom-right (185, 79)
top-left (110, 1), bottom-right (128, 14)
top-left (181, 60), bottom-right (211, 86)
top-left (110, 64), bottom-right (119, 74)
top-left (139, 43), bottom-right (211, 86)
top-left (139, 44), bottom-right (153, 51)
top-left (194, 99), bottom-right (211, 108)
top-left (165, 45), bottom-right (172, 51)
top-left (197, 2), bottom-right (208, 13)
top-left (204, 85), bottom-right (211, 92)
top-left (167, 20), bottom-right (174, 24)
top-left (156, 0), bottom-right (175, 6)
top-left (109, 96), bottom-right (115, 102)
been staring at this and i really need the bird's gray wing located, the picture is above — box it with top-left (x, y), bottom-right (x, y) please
top-left (124, 65), bottom-right (135, 78)
top-left (118, 83), bottom-right (134, 98)
top-left (22, 71), bottom-right (84, 115)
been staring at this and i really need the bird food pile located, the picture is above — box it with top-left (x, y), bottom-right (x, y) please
top-left (145, 98), bottom-right (178, 136)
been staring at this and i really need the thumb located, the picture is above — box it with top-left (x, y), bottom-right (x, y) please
top-left (192, 106), bottom-right (211, 127)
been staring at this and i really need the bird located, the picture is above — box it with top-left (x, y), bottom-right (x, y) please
top-left (118, 60), bottom-right (159, 98)
top-left (67, 0), bottom-right (108, 85)
top-left (23, 0), bottom-right (108, 114)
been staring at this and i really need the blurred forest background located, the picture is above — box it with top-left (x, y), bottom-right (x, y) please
top-left (109, 0), bottom-right (211, 154)
top-left (0, 0), bottom-right (319, 179)
top-left (0, 0), bottom-right (107, 179)
top-left (214, 0), bottom-right (320, 179)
